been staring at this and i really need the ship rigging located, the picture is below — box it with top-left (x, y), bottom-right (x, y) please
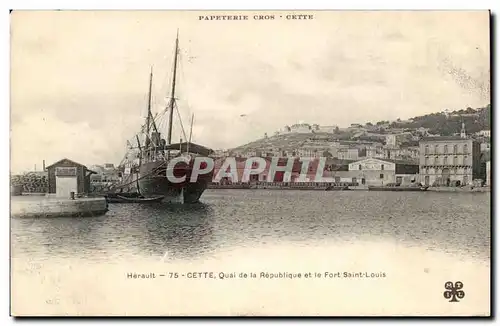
top-left (104, 30), bottom-right (214, 203)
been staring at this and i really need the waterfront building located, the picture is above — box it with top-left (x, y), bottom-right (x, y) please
top-left (212, 157), bottom-right (360, 184)
top-left (46, 158), bottom-right (96, 197)
top-left (347, 158), bottom-right (419, 186)
top-left (419, 128), bottom-right (481, 186)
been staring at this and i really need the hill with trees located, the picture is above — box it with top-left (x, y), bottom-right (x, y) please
top-left (374, 104), bottom-right (490, 136)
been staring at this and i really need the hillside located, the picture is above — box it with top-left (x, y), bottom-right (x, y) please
top-left (233, 132), bottom-right (332, 152)
top-left (232, 104), bottom-right (490, 151)
top-left (379, 104), bottom-right (491, 136)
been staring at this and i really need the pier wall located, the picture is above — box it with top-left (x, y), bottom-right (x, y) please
top-left (11, 196), bottom-right (108, 218)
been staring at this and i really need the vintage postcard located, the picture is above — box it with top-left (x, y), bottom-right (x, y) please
top-left (10, 10), bottom-right (491, 316)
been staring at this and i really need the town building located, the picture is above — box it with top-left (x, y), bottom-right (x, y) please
top-left (281, 123), bottom-right (314, 134)
top-left (385, 133), bottom-right (412, 147)
top-left (318, 125), bottom-right (339, 133)
top-left (46, 158), bottom-right (96, 197)
top-left (347, 158), bottom-right (419, 186)
top-left (337, 147), bottom-right (359, 160)
top-left (89, 163), bottom-right (122, 184)
top-left (476, 130), bottom-right (491, 138)
top-left (365, 145), bottom-right (385, 159)
top-left (384, 146), bottom-right (420, 162)
top-left (480, 142), bottom-right (491, 152)
top-left (210, 149), bottom-right (230, 158)
top-left (419, 130), bottom-right (481, 186)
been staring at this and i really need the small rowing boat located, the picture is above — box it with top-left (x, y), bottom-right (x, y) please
top-left (115, 195), bottom-right (165, 203)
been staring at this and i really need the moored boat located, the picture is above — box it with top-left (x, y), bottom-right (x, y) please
top-left (115, 195), bottom-right (165, 203)
top-left (103, 192), bottom-right (141, 203)
top-left (368, 183), bottom-right (429, 191)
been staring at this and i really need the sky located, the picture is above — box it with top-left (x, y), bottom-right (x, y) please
top-left (10, 11), bottom-right (490, 173)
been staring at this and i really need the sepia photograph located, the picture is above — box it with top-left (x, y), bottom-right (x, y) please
top-left (9, 10), bottom-right (491, 316)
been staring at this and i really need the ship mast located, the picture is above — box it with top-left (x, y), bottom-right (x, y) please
top-left (187, 113), bottom-right (194, 153)
top-left (147, 68), bottom-right (159, 137)
top-left (142, 66), bottom-right (160, 153)
top-left (145, 69), bottom-right (152, 140)
top-left (167, 29), bottom-right (180, 146)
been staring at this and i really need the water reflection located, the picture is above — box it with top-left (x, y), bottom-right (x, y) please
top-left (11, 190), bottom-right (490, 263)
top-left (131, 202), bottom-right (216, 260)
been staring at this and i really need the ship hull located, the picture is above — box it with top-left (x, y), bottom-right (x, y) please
top-left (138, 160), bottom-right (212, 204)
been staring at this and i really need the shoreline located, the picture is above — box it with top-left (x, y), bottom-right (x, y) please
top-left (206, 183), bottom-right (490, 193)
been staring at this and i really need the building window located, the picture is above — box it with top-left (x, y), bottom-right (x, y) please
top-left (425, 156), bottom-right (429, 165)
top-left (454, 156), bottom-right (458, 165)
top-left (444, 145), bottom-right (448, 154)
top-left (381, 164), bottom-right (384, 170)
top-left (463, 144), bottom-right (468, 154)
top-left (463, 156), bottom-right (468, 165)
top-left (435, 156), bottom-right (439, 165)
top-left (434, 145), bottom-right (439, 154)
top-left (359, 164), bottom-right (362, 170)
top-left (444, 156), bottom-right (448, 165)
top-left (453, 145), bottom-right (458, 154)
top-left (425, 145), bottom-right (429, 154)
top-left (379, 173), bottom-right (384, 179)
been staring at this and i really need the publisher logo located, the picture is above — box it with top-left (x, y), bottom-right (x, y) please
top-left (443, 281), bottom-right (465, 302)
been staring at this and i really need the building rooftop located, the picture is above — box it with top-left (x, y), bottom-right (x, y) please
top-left (421, 136), bottom-right (472, 142)
top-left (350, 158), bottom-right (419, 166)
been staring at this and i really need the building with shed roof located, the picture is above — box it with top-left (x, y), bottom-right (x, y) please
top-left (46, 158), bottom-right (97, 197)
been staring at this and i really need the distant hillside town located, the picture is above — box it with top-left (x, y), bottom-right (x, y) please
top-left (12, 104), bottom-right (491, 190)
top-left (203, 105), bottom-right (491, 187)
top-left (211, 105), bottom-right (490, 163)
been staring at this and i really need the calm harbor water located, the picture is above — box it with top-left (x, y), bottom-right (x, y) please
top-left (11, 190), bottom-right (490, 263)
top-left (11, 189), bottom-right (491, 316)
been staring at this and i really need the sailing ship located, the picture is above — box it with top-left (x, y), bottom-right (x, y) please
top-left (115, 31), bottom-right (214, 204)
